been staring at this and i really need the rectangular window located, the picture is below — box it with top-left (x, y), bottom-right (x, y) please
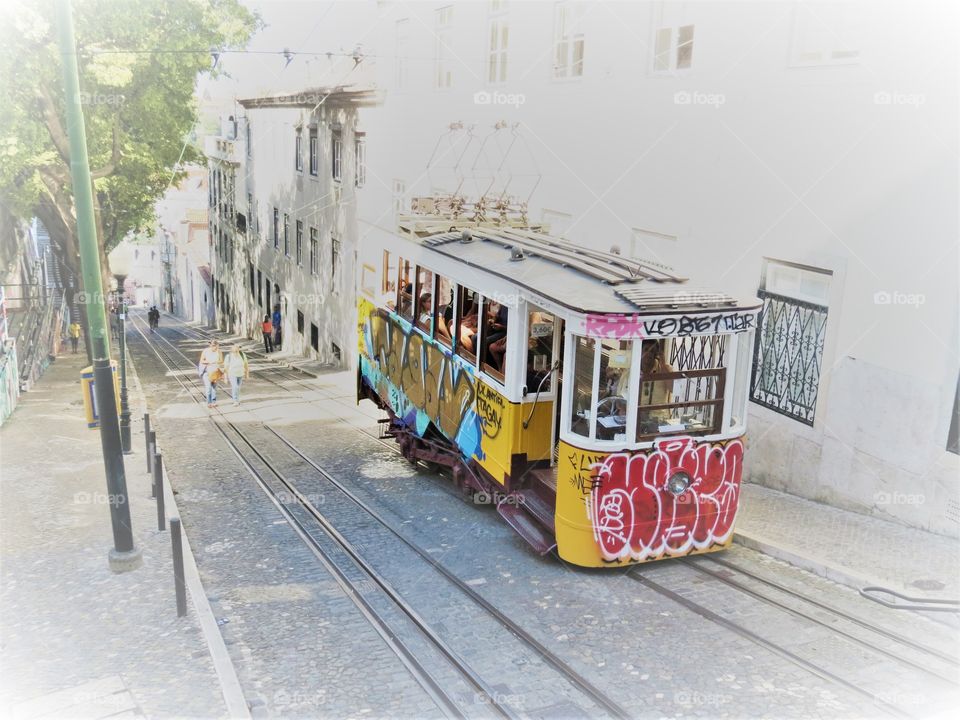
top-left (355, 139), bottom-right (366, 188)
top-left (257, 269), bottom-right (262, 307)
top-left (637, 339), bottom-right (723, 441)
top-left (750, 261), bottom-right (831, 425)
top-left (310, 323), bottom-right (319, 352)
top-left (435, 6), bottom-right (453, 88)
top-left (392, 179), bottom-right (407, 214)
top-left (309, 126), bottom-right (318, 175)
top-left (283, 213), bottom-right (290, 256)
top-left (309, 227), bottom-right (318, 275)
top-left (249, 262), bottom-right (255, 299)
top-left (331, 237), bottom-right (341, 294)
top-left (273, 208), bottom-right (279, 249)
top-left (246, 122), bottom-right (251, 157)
top-left (414, 266), bottom-right (434, 334)
top-left (295, 129), bottom-right (303, 171)
top-left (331, 343), bottom-right (342, 362)
top-left (790, 3), bottom-right (860, 67)
top-left (332, 133), bottom-right (342, 181)
top-left (570, 336), bottom-right (597, 438)
top-left (395, 18), bottom-right (409, 88)
top-left (434, 274), bottom-right (454, 348)
top-left (297, 310), bottom-right (304, 334)
top-left (526, 306), bottom-right (556, 395)
top-left (295, 220), bottom-right (303, 266)
top-left (488, 8), bottom-right (509, 84)
top-left (553, 1), bottom-right (585, 79)
top-left (652, 24), bottom-right (695, 73)
top-left (396, 258), bottom-right (414, 320)
top-left (455, 285), bottom-right (480, 364)
top-left (479, 298), bottom-right (508, 382)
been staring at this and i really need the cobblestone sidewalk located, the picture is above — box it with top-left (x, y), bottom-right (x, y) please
top-left (736, 483), bottom-right (960, 598)
top-left (0, 349), bottom-right (235, 719)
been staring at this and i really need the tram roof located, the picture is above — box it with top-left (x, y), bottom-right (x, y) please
top-left (414, 228), bottom-right (761, 316)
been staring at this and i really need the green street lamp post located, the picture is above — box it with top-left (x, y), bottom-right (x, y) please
top-left (56, 0), bottom-right (141, 572)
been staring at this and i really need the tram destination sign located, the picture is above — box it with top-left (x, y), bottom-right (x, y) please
top-left (582, 311), bottom-right (756, 340)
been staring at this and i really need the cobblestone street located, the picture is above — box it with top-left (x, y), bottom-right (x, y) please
top-left (117, 311), bottom-right (960, 719)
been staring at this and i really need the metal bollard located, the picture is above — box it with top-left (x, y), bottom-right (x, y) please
top-left (154, 452), bottom-right (165, 531)
top-left (147, 430), bottom-right (156, 475)
top-left (148, 442), bottom-right (156, 493)
top-left (170, 517), bottom-right (187, 617)
top-left (143, 413), bottom-right (151, 470)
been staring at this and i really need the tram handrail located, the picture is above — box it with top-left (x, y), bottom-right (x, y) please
top-left (522, 360), bottom-right (560, 429)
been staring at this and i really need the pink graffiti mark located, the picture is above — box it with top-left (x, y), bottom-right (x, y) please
top-left (584, 314), bottom-right (646, 340)
top-left (587, 437), bottom-right (743, 562)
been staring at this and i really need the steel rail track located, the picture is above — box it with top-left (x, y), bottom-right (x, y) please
top-left (132, 316), bottom-right (630, 719)
top-left (683, 559), bottom-right (958, 686)
top-left (630, 571), bottom-right (912, 719)
top-left (130, 315), bottom-right (518, 720)
top-left (699, 556), bottom-right (960, 668)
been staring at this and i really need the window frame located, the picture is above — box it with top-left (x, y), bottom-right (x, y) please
top-left (435, 5), bottom-right (454, 89)
top-left (295, 219), bottom-right (303, 266)
top-left (309, 227), bottom-right (319, 275)
top-left (355, 138), bottom-right (366, 188)
top-left (295, 128), bottom-right (303, 172)
top-left (552, 1), bottom-right (585, 80)
top-left (308, 126), bottom-right (318, 176)
top-left (331, 133), bottom-right (343, 182)
top-left (331, 236), bottom-right (341, 294)
top-left (283, 213), bottom-right (290, 257)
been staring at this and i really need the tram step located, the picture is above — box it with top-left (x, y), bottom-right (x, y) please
top-left (517, 489), bottom-right (556, 534)
top-left (497, 501), bottom-right (556, 555)
top-left (527, 466), bottom-right (558, 493)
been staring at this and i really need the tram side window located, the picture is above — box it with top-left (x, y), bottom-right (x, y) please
top-left (570, 336), bottom-right (596, 438)
top-left (596, 338), bottom-right (633, 441)
top-left (382, 251), bottom-right (396, 308)
top-left (414, 266), bottom-right (434, 334)
top-left (478, 298), bottom-right (508, 381)
top-left (526, 306), bottom-right (555, 395)
top-left (636, 338), bottom-right (724, 441)
top-left (456, 285), bottom-right (481, 364)
top-left (397, 259), bottom-right (414, 320)
top-left (434, 275), bottom-right (455, 348)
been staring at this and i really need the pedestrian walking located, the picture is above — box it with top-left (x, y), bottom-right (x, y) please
top-left (68, 321), bottom-right (81, 353)
top-left (225, 344), bottom-right (250, 406)
top-left (272, 305), bottom-right (282, 350)
top-left (198, 340), bottom-right (223, 408)
top-left (261, 314), bottom-right (274, 353)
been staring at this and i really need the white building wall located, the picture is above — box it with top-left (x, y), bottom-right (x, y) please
top-left (356, 0), bottom-right (958, 534)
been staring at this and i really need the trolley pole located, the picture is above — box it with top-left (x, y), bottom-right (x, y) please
top-left (56, 0), bottom-right (141, 572)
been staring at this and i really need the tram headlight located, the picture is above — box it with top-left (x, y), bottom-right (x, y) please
top-left (666, 471), bottom-right (692, 497)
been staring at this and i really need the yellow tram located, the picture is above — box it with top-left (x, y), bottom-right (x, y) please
top-left (357, 200), bottom-right (761, 567)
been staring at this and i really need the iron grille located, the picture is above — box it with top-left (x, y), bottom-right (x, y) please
top-left (670, 335), bottom-right (727, 372)
top-left (750, 289), bottom-right (828, 425)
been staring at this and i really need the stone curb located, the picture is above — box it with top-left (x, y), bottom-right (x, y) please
top-left (733, 530), bottom-right (892, 593)
top-left (126, 344), bottom-right (251, 719)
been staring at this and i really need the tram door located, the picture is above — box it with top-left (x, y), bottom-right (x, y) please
top-left (527, 306), bottom-right (563, 466)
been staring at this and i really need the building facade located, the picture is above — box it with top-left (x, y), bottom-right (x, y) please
top-left (206, 88), bottom-right (377, 365)
top-left (354, 0), bottom-right (958, 535)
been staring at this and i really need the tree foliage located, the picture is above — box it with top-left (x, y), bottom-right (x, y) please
top-left (0, 0), bottom-right (258, 279)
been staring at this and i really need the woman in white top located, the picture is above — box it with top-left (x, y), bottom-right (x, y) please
top-left (225, 344), bottom-right (250, 405)
top-left (198, 340), bottom-right (223, 407)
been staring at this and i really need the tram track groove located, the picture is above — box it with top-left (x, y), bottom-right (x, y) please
top-left (131, 314), bottom-right (631, 719)
top-left (130, 315), bottom-right (515, 719)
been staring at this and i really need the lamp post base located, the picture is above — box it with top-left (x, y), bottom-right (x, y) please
top-left (108, 547), bottom-right (143, 573)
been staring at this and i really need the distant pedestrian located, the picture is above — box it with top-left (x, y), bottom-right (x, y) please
top-left (261, 315), bottom-right (274, 353)
top-left (225, 344), bottom-right (250, 406)
top-left (111, 311), bottom-right (122, 340)
top-left (68, 321), bottom-right (81, 353)
top-left (272, 305), bottom-right (282, 350)
top-left (198, 340), bottom-right (223, 408)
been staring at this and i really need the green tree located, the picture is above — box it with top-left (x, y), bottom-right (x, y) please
top-left (0, 0), bottom-right (258, 284)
